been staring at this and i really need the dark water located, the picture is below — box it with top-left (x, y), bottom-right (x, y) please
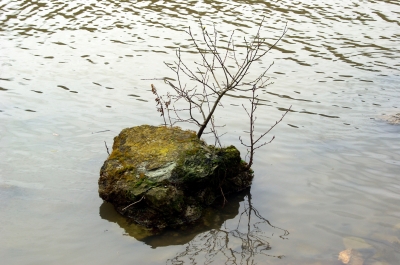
top-left (1, 0), bottom-right (399, 264)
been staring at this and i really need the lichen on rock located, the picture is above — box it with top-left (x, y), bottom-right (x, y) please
top-left (99, 125), bottom-right (253, 231)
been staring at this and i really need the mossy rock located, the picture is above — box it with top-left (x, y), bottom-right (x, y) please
top-left (99, 125), bottom-right (253, 230)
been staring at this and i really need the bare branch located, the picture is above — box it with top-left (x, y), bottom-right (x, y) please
top-left (104, 141), bottom-right (110, 156)
top-left (240, 83), bottom-right (292, 169)
top-left (148, 17), bottom-right (290, 171)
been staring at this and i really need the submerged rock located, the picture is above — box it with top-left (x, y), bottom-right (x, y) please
top-left (99, 125), bottom-right (253, 230)
top-left (380, 112), bottom-right (400, 125)
top-left (338, 249), bottom-right (364, 265)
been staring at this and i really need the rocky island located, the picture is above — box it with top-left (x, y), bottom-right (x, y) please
top-left (99, 125), bottom-right (253, 231)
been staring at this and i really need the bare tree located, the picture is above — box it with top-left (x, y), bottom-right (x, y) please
top-left (151, 17), bottom-right (290, 163)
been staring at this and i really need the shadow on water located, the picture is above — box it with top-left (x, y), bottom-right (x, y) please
top-left (100, 188), bottom-right (289, 263)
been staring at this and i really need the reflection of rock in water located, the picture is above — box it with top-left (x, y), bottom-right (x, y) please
top-left (142, 189), bottom-right (249, 248)
top-left (99, 202), bottom-right (154, 241)
top-left (100, 188), bottom-right (249, 247)
top-left (166, 189), bottom-right (289, 264)
top-left (100, 188), bottom-right (289, 264)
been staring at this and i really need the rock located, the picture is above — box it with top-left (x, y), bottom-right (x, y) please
top-left (98, 125), bottom-right (253, 231)
top-left (338, 249), bottom-right (364, 265)
top-left (380, 113), bottom-right (400, 125)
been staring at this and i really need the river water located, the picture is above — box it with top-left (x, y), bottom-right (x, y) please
top-left (1, 0), bottom-right (399, 264)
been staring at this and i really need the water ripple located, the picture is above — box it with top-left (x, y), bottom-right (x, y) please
top-left (1, 0), bottom-right (398, 74)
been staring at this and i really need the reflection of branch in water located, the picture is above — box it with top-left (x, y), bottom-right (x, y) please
top-left (167, 192), bottom-right (289, 265)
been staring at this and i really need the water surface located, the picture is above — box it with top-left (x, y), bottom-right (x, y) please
top-left (1, 0), bottom-right (400, 264)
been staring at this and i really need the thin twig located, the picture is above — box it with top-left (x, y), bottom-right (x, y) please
top-left (122, 196), bottom-right (145, 211)
top-left (104, 141), bottom-right (110, 156)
